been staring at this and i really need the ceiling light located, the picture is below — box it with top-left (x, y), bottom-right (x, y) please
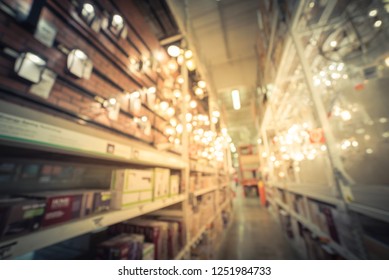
top-left (147, 87), bottom-right (156, 94)
top-left (167, 59), bottom-right (178, 71)
top-left (155, 51), bottom-right (164, 61)
top-left (198, 80), bottom-right (206, 88)
top-left (212, 111), bottom-right (220, 118)
top-left (177, 76), bottom-right (184, 84)
top-left (159, 101), bottom-right (169, 111)
top-left (374, 20), bottom-right (382, 28)
top-left (186, 113), bottom-right (192, 122)
top-left (189, 100), bottom-right (197, 108)
top-left (170, 118), bottom-right (177, 127)
top-left (177, 55), bottom-right (184, 65)
top-left (231, 89), bottom-right (241, 110)
top-left (366, 148), bottom-right (373, 154)
top-left (369, 9), bottom-right (378, 17)
top-left (173, 89), bottom-right (182, 98)
top-left (167, 45), bottom-right (181, 57)
top-left (195, 87), bottom-right (204, 96)
top-left (330, 40), bottom-right (337, 48)
top-left (308, 1), bottom-right (315, 8)
top-left (176, 124), bottom-right (183, 134)
top-left (186, 59), bottom-right (196, 71)
top-left (167, 107), bottom-right (175, 117)
top-left (385, 56), bottom-right (389, 67)
top-left (184, 50), bottom-right (193, 59)
top-left (341, 110), bottom-right (352, 121)
top-left (112, 14), bottom-right (124, 25)
top-left (83, 3), bottom-right (94, 13)
top-left (108, 97), bottom-right (117, 106)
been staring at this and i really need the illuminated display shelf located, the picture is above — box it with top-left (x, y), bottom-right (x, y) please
top-left (0, 195), bottom-right (186, 259)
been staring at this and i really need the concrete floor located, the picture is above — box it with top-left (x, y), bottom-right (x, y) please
top-left (218, 189), bottom-right (299, 260)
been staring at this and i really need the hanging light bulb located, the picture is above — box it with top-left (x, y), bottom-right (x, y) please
top-left (330, 40), bottom-right (337, 48)
top-left (170, 118), bottom-right (177, 127)
top-left (195, 87), bottom-right (204, 96)
top-left (186, 123), bottom-right (193, 132)
top-left (167, 45), bottom-right (181, 57)
top-left (177, 76), bottom-right (184, 84)
top-left (189, 100), bottom-right (197, 108)
top-left (211, 116), bottom-right (218, 124)
top-left (186, 113), bottom-right (192, 122)
top-left (147, 87), bottom-right (156, 94)
top-left (184, 50), bottom-right (193, 59)
top-left (176, 124), bottom-right (183, 134)
top-left (198, 80), bottom-right (206, 88)
top-left (186, 59), bottom-right (196, 71)
top-left (167, 107), bottom-right (175, 117)
top-left (173, 89), bottom-right (182, 98)
top-left (159, 101), bottom-right (169, 112)
top-left (167, 59), bottom-right (178, 71)
top-left (212, 111), bottom-right (220, 118)
top-left (177, 55), bottom-right (184, 65)
top-left (341, 110), bottom-right (352, 121)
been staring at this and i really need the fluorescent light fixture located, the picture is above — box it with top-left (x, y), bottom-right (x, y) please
top-left (231, 89), bottom-right (241, 110)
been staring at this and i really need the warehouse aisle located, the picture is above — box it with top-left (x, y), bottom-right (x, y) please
top-left (218, 188), bottom-right (299, 259)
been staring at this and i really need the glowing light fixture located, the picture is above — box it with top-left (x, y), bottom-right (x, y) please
top-left (369, 9), bottom-right (378, 17)
top-left (189, 100), bottom-right (197, 108)
top-left (231, 89), bottom-right (241, 110)
top-left (195, 87), bottom-right (204, 96)
top-left (330, 40), bottom-right (337, 48)
top-left (374, 20), bottom-right (382, 28)
top-left (186, 59), bottom-right (196, 71)
top-left (184, 50), bottom-right (193, 59)
top-left (167, 45), bottom-right (180, 57)
top-left (385, 56), bottom-right (389, 67)
top-left (198, 80), bottom-right (206, 88)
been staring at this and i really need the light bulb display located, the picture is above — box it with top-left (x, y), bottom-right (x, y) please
top-left (167, 45), bottom-right (180, 57)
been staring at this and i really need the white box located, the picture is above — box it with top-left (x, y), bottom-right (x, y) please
top-left (110, 190), bottom-right (152, 210)
top-left (111, 169), bottom-right (153, 192)
top-left (153, 168), bottom-right (170, 199)
top-left (170, 175), bottom-right (180, 196)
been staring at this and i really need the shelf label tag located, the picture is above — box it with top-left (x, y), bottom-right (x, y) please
top-left (93, 217), bottom-right (104, 228)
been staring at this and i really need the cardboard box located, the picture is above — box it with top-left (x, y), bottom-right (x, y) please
top-left (0, 196), bottom-right (46, 240)
top-left (112, 219), bottom-right (168, 260)
top-left (142, 242), bottom-right (155, 260)
top-left (110, 190), bottom-right (152, 210)
top-left (92, 191), bottom-right (111, 213)
top-left (111, 169), bottom-right (153, 192)
top-left (170, 175), bottom-right (180, 196)
top-left (96, 233), bottom-right (144, 260)
top-left (153, 168), bottom-right (170, 199)
top-left (22, 191), bottom-right (84, 227)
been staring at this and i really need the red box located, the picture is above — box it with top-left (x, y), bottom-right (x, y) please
top-left (22, 191), bottom-right (83, 227)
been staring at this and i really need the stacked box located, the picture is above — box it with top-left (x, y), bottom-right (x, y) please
top-left (0, 196), bottom-right (46, 240)
top-left (111, 219), bottom-right (168, 260)
top-left (92, 191), bottom-right (112, 213)
top-left (157, 217), bottom-right (185, 248)
top-left (170, 175), bottom-right (180, 196)
top-left (96, 233), bottom-right (144, 260)
top-left (22, 191), bottom-right (84, 227)
top-left (110, 169), bottom-right (153, 209)
top-left (142, 242), bottom-right (155, 260)
top-left (153, 168), bottom-right (170, 199)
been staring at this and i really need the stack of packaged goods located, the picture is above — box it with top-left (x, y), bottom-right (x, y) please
top-left (153, 168), bottom-right (170, 200)
top-left (96, 233), bottom-right (144, 260)
top-left (169, 175), bottom-right (180, 196)
top-left (200, 176), bottom-right (218, 190)
top-left (110, 169), bottom-right (153, 209)
top-left (0, 196), bottom-right (46, 240)
top-left (109, 218), bottom-right (170, 260)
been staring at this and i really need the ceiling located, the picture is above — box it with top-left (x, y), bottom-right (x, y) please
top-left (164, 0), bottom-right (262, 147)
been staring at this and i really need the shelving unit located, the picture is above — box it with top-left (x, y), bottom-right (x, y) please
top-left (258, 0), bottom-right (389, 259)
top-left (0, 0), bottom-right (234, 261)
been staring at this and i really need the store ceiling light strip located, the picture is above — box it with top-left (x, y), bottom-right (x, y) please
top-left (231, 89), bottom-right (241, 110)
